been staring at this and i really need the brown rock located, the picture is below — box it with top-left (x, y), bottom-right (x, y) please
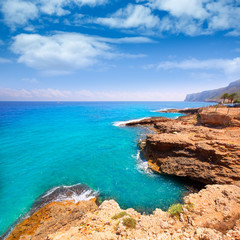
top-left (7, 185), bottom-right (240, 240)
top-left (199, 107), bottom-right (240, 127)
top-left (125, 117), bottom-right (172, 126)
top-left (6, 199), bottom-right (98, 240)
top-left (185, 185), bottom-right (240, 234)
top-left (141, 106), bottom-right (240, 185)
top-left (159, 108), bottom-right (200, 114)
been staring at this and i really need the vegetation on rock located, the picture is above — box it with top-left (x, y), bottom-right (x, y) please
top-left (112, 211), bottom-right (129, 220)
top-left (122, 217), bottom-right (136, 229)
top-left (168, 203), bottom-right (183, 217)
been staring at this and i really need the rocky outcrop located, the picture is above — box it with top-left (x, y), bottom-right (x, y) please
top-left (125, 117), bottom-right (171, 126)
top-left (159, 107), bottom-right (200, 114)
top-left (184, 185), bottom-right (240, 234)
top-left (199, 107), bottom-right (240, 127)
top-left (5, 199), bottom-right (98, 240)
top-left (6, 185), bottom-right (240, 240)
top-left (135, 106), bottom-right (240, 185)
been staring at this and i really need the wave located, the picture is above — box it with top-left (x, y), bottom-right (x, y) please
top-left (113, 117), bottom-right (151, 127)
top-left (150, 108), bottom-right (171, 112)
top-left (30, 184), bottom-right (98, 215)
top-left (133, 151), bottom-right (154, 176)
top-left (2, 184), bottom-right (98, 240)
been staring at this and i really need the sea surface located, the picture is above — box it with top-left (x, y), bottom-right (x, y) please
top-left (0, 101), bottom-right (212, 235)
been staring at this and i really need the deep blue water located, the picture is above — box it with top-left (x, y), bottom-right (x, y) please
top-left (0, 101), bottom-right (212, 235)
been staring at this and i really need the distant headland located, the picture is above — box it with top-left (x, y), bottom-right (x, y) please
top-left (185, 79), bottom-right (240, 102)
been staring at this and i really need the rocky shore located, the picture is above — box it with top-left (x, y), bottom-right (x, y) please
top-left (135, 106), bottom-right (240, 186)
top-left (5, 185), bottom-right (240, 240)
top-left (5, 105), bottom-right (240, 240)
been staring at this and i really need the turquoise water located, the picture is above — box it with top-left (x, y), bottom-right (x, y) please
top-left (0, 101), bottom-right (212, 235)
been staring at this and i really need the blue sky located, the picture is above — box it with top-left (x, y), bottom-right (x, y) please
top-left (0, 0), bottom-right (240, 101)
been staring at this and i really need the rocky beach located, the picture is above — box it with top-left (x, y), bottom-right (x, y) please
top-left (5, 105), bottom-right (240, 240)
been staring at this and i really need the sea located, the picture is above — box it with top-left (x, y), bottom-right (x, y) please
top-left (0, 101), bottom-right (212, 236)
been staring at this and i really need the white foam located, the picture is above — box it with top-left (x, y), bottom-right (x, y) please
top-left (150, 108), bottom-right (170, 112)
top-left (113, 117), bottom-right (150, 127)
top-left (56, 189), bottom-right (97, 203)
top-left (134, 151), bottom-right (154, 176)
top-left (42, 186), bottom-right (60, 198)
top-left (2, 184), bottom-right (98, 240)
top-left (42, 184), bottom-right (98, 203)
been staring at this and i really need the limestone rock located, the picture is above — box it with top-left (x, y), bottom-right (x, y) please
top-left (140, 106), bottom-right (240, 185)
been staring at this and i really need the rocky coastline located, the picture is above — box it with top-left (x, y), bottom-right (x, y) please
top-left (132, 106), bottom-right (240, 186)
top-left (5, 105), bottom-right (240, 240)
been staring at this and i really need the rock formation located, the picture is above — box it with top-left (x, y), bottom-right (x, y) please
top-left (140, 106), bottom-right (240, 186)
top-left (5, 199), bottom-right (98, 240)
top-left (5, 185), bottom-right (240, 240)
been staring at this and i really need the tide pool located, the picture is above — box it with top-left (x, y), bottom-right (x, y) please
top-left (0, 101), bottom-right (212, 235)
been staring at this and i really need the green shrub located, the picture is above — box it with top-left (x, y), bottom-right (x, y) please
top-left (186, 202), bottom-right (194, 211)
top-left (168, 203), bottom-right (183, 217)
top-left (122, 217), bottom-right (136, 229)
top-left (112, 211), bottom-right (129, 220)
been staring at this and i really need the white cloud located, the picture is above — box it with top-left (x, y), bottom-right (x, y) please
top-left (39, 0), bottom-right (70, 16)
top-left (39, 0), bottom-right (108, 16)
top-left (75, 0), bottom-right (107, 6)
top-left (22, 78), bottom-right (39, 84)
top-left (227, 30), bottom-right (240, 37)
top-left (157, 57), bottom-right (240, 77)
top-left (148, 0), bottom-right (208, 19)
top-left (96, 4), bottom-right (160, 29)
top-left (93, 0), bottom-right (240, 36)
top-left (0, 87), bottom-right (186, 101)
top-left (2, 0), bottom-right (240, 36)
top-left (151, 0), bottom-right (240, 36)
top-left (24, 25), bottom-right (36, 32)
top-left (31, 88), bottom-right (71, 98)
top-left (0, 88), bottom-right (32, 98)
top-left (94, 2), bottom-right (207, 35)
top-left (1, 0), bottom-right (108, 28)
top-left (158, 16), bottom-right (208, 36)
top-left (0, 87), bottom-right (71, 100)
top-left (1, 0), bottom-right (38, 29)
top-left (206, 1), bottom-right (240, 33)
top-left (102, 36), bottom-right (156, 44)
top-left (11, 32), bottom-right (150, 74)
top-left (11, 33), bottom-right (111, 74)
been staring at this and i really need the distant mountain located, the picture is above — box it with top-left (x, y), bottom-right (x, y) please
top-left (185, 79), bottom-right (240, 102)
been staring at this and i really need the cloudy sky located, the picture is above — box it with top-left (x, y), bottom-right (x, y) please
top-left (0, 0), bottom-right (240, 101)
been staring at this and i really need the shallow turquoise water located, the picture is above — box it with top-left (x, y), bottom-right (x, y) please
top-left (0, 101), bottom-right (212, 235)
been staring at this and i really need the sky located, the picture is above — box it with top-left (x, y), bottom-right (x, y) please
top-left (0, 0), bottom-right (240, 101)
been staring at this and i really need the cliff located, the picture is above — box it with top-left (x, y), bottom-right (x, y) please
top-left (184, 79), bottom-right (240, 102)
top-left (135, 106), bottom-right (240, 186)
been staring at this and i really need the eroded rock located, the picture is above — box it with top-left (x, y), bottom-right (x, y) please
top-left (141, 106), bottom-right (240, 185)
top-left (7, 185), bottom-right (240, 240)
